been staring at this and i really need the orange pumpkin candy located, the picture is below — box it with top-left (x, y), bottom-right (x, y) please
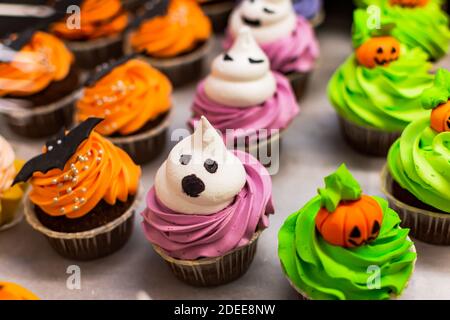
top-left (390, 0), bottom-right (429, 7)
top-left (315, 195), bottom-right (383, 248)
top-left (0, 282), bottom-right (39, 300)
top-left (430, 100), bottom-right (450, 133)
top-left (356, 36), bottom-right (401, 69)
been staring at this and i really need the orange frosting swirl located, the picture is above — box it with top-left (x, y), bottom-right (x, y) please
top-left (52, 0), bottom-right (128, 40)
top-left (29, 132), bottom-right (141, 219)
top-left (76, 59), bottom-right (172, 136)
top-left (130, 0), bottom-right (212, 58)
top-left (0, 32), bottom-right (73, 97)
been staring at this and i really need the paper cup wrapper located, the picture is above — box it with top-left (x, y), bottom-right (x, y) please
top-left (286, 72), bottom-right (310, 102)
top-left (381, 166), bottom-right (450, 245)
top-left (338, 116), bottom-right (401, 157)
top-left (201, 0), bottom-right (235, 33)
top-left (107, 111), bottom-right (171, 165)
top-left (152, 231), bottom-right (262, 287)
top-left (66, 33), bottom-right (125, 70)
top-left (24, 188), bottom-right (141, 261)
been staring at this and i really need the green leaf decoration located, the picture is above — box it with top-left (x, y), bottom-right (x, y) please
top-left (422, 68), bottom-right (450, 110)
top-left (318, 164), bottom-right (362, 212)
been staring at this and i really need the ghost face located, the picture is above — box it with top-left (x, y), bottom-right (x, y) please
top-left (229, 0), bottom-right (296, 43)
top-left (205, 27), bottom-right (276, 107)
top-left (155, 117), bottom-right (247, 215)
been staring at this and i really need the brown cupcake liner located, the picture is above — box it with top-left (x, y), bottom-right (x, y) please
top-left (286, 72), bottom-right (310, 102)
top-left (338, 116), bottom-right (401, 157)
top-left (281, 239), bottom-right (416, 300)
top-left (23, 187), bottom-right (141, 260)
top-left (108, 110), bottom-right (172, 165)
top-left (152, 231), bottom-right (262, 287)
top-left (124, 35), bottom-right (212, 87)
top-left (2, 89), bottom-right (81, 139)
top-left (0, 201), bottom-right (24, 232)
top-left (381, 166), bottom-right (450, 245)
top-left (65, 33), bottom-right (125, 70)
top-left (200, 0), bottom-right (235, 33)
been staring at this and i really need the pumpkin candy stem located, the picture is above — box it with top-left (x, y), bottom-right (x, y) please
top-left (318, 164), bottom-right (362, 213)
top-left (422, 68), bottom-right (450, 133)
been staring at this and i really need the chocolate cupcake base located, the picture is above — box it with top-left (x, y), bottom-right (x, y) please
top-left (381, 167), bottom-right (450, 245)
top-left (124, 37), bottom-right (212, 87)
top-left (66, 34), bottom-right (125, 70)
top-left (200, 0), bottom-right (235, 33)
top-left (286, 72), bottom-right (310, 102)
top-left (108, 111), bottom-right (171, 165)
top-left (3, 89), bottom-right (79, 139)
top-left (338, 116), bottom-right (401, 157)
top-left (24, 189), bottom-right (140, 260)
top-left (153, 231), bottom-right (262, 287)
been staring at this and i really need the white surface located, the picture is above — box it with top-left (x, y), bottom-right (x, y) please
top-left (1, 28), bottom-right (450, 300)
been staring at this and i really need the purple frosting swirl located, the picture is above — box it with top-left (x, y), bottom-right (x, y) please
top-left (141, 150), bottom-right (274, 260)
top-left (224, 16), bottom-right (319, 74)
top-left (188, 72), bottom-right (299, 144)
top-left (293, 0), bottom-right (322, 20)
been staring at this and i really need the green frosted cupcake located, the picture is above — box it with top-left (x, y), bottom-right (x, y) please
top-left (384, 68), bottom-right (450, 245)
top-left (328, 9), bottom-right (434, 156)
top-left (355, 0), bottom-right (450, 61)
top-left (279, 164), bottom-right (416, 300)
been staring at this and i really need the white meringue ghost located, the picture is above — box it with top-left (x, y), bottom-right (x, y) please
top-left (155, 116), bottom-right (247, 215)
top-left (229, 0), bottom-right (296, 44)
top-left (204, 27), bottom-right (276, 108)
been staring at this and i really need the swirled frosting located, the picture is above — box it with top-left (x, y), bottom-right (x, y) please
top-left (142, 149), bottom-right (274, 260)
top-left (388, 116), bottom-right (450, 213)
top-left (225, 16), bottom-right (319, 74)
top-left (328, 47), bottom-right (433, 131)
top-left (205, 27), bottom-right (276, 108)
top-left (189, 73), bottom-right (299, 143)
top-left (278, 195), bottom-right (416, 300)
top-left (130, 0), bottom-right (212, 58)
top-left (29, 131), bottom-right (141, 219)
top-left (0, 136), bottom-right (16, 195)
top-left (293, 0), bottom-right (322, 20)
top-left (0, 32), bottom-right (74, 96)
top-left (356, 0), bottom-right (450, 60)
top-left (52, 0), bottom-right (128, 40)
top-left (76, 59), bottom-right (172, 136)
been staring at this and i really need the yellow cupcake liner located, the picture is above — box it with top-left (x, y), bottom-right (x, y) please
top-left (0, 160), bottom-right (26, 230)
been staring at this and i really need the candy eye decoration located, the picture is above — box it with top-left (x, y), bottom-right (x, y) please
top-left (356, 36), bottom-right (401, 68)
top-left (179, 154), bottom-right (192, 165)
top-left (263, 7), bottom-right (275, 14)
top-left (204, 159), bottom-right (218, 173)
top-left (249, 57), bottom-right (264, 64)
top-left (389, 0), bottom-right (429, 7)
top-left (223, 53), bottom-right (233, 61)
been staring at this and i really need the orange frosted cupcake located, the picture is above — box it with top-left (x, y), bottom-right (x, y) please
top-left (51, 0), bottom-right (129, 69)
top-left (126, 0), bottom-right (212, 86)
top-left (14, 118), bottom-right (141, 260)
top-left (0, 30), bottom-right (80, 138)
top-left (0, 282), bottom-right (39, 300)
top-left (76, 57), bottom-right (172, 164)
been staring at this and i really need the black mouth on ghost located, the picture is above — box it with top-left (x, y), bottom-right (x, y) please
top-left (241, 15), bottom-right (261, 27)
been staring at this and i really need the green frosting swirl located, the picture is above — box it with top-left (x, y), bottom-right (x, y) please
top-left (328, 47), bottom-right (433, 132)
top-left (355, 0), bottom-right (450, 60)
top-left (387, 116), bottom-right (450, 213)
top-left (278, 195), bottom-right (416, 300)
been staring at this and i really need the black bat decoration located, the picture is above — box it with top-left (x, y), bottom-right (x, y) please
top-left (126, 0), bottom-right (169, 31)
top-left (85, 53), bottom-right (137, 87)
top-left (13, 118), bottom-right (104, 185)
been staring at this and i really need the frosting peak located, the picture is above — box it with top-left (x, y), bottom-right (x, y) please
top-left (204, 27), bottom-right (276, 107)
top-left (229, 0), bottom-right (296, 44)
top-left (0, 136), bottom-right (16, 194)
top-left (155, 117), bottom-right (246, 215)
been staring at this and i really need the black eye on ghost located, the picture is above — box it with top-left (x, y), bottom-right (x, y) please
top-left (179, 154), bottom-right (192, 165)
top-left (222, 53), bottom-right (264, 64)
